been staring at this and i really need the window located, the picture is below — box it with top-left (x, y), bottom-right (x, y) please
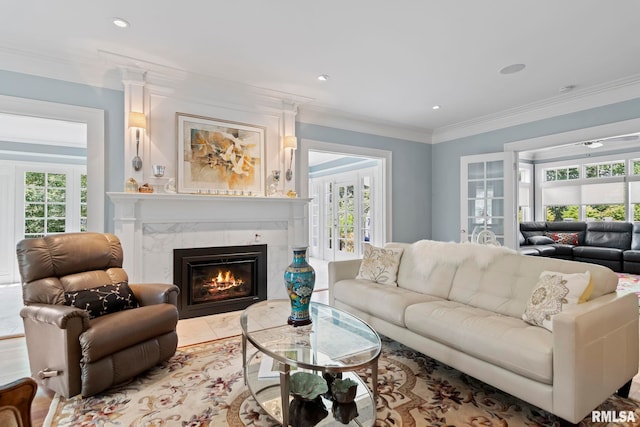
top-left (539, 156), bottom-right (634, 222)
top-left (21, 166), bottom-right (86, 239)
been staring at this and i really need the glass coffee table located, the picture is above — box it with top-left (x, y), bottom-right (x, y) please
top-left (241, 300), bottom-right (381, 426)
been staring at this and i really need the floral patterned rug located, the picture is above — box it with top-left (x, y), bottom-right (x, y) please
top-left (44, 335), bottom-right (640, 427)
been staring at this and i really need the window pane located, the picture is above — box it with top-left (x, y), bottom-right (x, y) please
top-left (557, 169), bottom-right (567, 180)
top-left (568, 167), bottom-right (579, 179)
top-left (25, 187), bottom-right (45, 203)
top-left (546, 170), bottom-right (556, 181)
top-left (546, 206), bottom-right (579, 222)
top-left (48, 204), bottom-right (66, 217)
top-left (585, 165), bottom-right (597, 178)
top-left (612, 162), bottom-right (625, 176)
top-left (598, 164), bottom-right (611, 177)
top-left (47, 219), bottom-right (66, 233)
top-left (47, 188), bottom-right (66, 203)
top-left (24, 203), bottom-right (44, 218)
top-left (47, 173), bottom-right (66, 187)
top-left (586, 205), bottom-right (625, 221)
top-left (25, 219), bottom-right (45, 234)
top-left (25, 172), bottom-right (45, 186)
top-left (634, 161), bottom-right (640, 175)
top-left (486, 161), bottom-right (503, 179)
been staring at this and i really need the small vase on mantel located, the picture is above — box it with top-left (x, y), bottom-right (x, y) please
top-left (284, 247), bottom-right (316, 326)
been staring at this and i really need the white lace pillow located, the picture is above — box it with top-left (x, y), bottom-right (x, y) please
top-left (356, 243), bottom-right (404, 286)
top-left (522, 270), bottom-right (593, 331)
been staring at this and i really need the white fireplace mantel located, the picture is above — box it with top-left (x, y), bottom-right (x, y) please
top-left (107, 192), bottom-right (310, 299)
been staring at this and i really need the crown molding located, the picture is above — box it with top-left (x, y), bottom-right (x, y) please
top-left (297, 105), bottom-right (433, 144)
top-left (432, 74), bottom-right (640, 144)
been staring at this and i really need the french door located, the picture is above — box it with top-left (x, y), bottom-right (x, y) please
top-left (460, 152), bottom-right (517, 248)
top-left (310, 169), bottom-right (377, 261)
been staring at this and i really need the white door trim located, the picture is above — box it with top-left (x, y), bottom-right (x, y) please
top-left (0, 95), bottom-right (105, 232)
top-left (299, 139), bottom-right (393, 242)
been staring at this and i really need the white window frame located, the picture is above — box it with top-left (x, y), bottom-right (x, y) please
top-left (536, 151), bottom-right (640, 221)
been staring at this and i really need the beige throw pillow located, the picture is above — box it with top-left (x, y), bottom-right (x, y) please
top-left (356, 243), bottom-right (404, 286)
top-left (522, 270), bottom-right (592, 331)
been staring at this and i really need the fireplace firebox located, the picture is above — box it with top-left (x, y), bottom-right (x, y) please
top-left (173, 244), bottom-right (267, 319)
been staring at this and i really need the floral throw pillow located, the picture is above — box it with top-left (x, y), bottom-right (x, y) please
top-left (356, 243), bottom-right (404, 286)
top-left (544, 232), bottom-right (579, 245)
top-left (64, 282), bottom-right (139, 319)
top-left (522, 271), bottom-right (592, 331)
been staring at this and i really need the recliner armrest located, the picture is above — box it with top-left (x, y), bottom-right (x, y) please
top-left (129, 283), bottom-right (179, 307)
top-left (20, 303), bottom-right (89, 330)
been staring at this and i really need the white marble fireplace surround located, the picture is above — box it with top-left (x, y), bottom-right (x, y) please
top-left (107, 192), bottom-right (310, 301)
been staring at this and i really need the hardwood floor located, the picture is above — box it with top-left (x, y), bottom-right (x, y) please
top-left (0, 336), bottom-right (53, 427)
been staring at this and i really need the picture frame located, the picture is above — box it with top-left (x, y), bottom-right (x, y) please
top-left (176, 113), bottom-right (266, 196)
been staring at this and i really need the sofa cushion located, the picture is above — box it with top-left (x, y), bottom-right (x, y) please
top-left (355, 243), bottom-right (403, 286)
top-left (80, 303), bottom-right (178, 362)
top-left (387, 242), bottom-right (457, 298)
top-left (584, 221), bottom-right (633, 250)
top-left (404, 300), bottom-right (553, 384)
top-left (546, 221), bottom-right (587, 245)
top-left (522, 271), bottom-right (592, 331)
top-left (528, 235), bottom-right (555, 245)
top-left (623, 250), bottom-right (640, 262)
top-left (64, 282), bottom-right (139, 319)
top-left (551, 243), bottom-right (574, 257)
top-left (572, 246), bottom-right (623, 261)
top-left (332, 279), bottom-right (440, 327)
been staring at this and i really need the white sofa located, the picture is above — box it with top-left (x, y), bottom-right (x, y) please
top-left (328, 240), bottom-right (639, 424)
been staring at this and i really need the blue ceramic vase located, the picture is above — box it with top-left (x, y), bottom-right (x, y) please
top-left (284, 247), bottom-right (316, 326)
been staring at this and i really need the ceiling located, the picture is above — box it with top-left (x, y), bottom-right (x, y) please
top-left (2, 1), bottom-right (640, 141)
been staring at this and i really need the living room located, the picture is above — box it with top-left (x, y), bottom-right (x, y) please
top-left (1, 2), bottom-right (640, 426)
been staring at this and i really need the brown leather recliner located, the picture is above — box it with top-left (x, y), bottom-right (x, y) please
top-left (16, 232), bottom-right (179, 398)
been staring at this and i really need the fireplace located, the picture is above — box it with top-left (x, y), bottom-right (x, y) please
top-left (173, 244), bottom-right (267, 319)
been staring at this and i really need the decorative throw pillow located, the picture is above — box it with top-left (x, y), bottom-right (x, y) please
top-left (356, 243), bottom-right (404, 286)
top-left (64, 282), bottom-right (139, 319)
top-left (527, 235), bottom-right (555, 245)
top-left (544, 232), bottom-right (579, 245)
top-left (522, 271), bottom-right (592, 331)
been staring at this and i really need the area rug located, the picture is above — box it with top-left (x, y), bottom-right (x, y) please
top-left (617, 273), bottom-right (640, 308)
top-left (44, 336), bottom-right (640, 427)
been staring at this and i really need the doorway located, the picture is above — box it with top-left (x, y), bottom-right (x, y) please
top-left (0, 98), bottom-right (102, 338)
top-left (300, 140), bottom-right (391, 290)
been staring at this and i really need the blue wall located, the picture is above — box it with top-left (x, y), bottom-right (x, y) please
top-left (297, 123), bottom-right (432, 243)
top-left (432, 98), bottom-right (640, 242)
top-left (0, 70), bottom-right (124, 232)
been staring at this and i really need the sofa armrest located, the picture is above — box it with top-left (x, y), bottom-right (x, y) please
top-left (20, 303), bottom-right (89, 330)
top-left (129, 283), bottom-right (179, 307)
top-left (552, 292), bottom-right (639, 423)
top-left (328, 260), bottom-right (362, 306)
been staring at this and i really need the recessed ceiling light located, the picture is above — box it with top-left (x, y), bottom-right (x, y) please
top-left (432, 105), bottom-right (441, 110)
top-left (112, 17), bottom-right (129, 28)
top-left (499, 63), bottom-right (526, 75)
top-left (317, 74), bottom-right (329, 82)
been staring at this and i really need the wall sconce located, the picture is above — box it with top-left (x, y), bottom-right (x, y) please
top-left (128, 111), bottom-right (146, 171)
top-left (284, 135), bottom-right (297, 181)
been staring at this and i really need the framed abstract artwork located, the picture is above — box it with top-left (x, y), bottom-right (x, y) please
top-left (176, 113), bottom-right (266, 196)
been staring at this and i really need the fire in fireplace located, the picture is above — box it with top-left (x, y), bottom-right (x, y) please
top-left (173, 244), bottom-right (267, 319)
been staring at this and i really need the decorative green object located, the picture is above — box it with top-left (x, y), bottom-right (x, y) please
top-left (284, 246), bottom-right (316, 326)
top-left (289, 372), bottom-right (328, 401)
top-left (330, 378), bottom-right (359, 403)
